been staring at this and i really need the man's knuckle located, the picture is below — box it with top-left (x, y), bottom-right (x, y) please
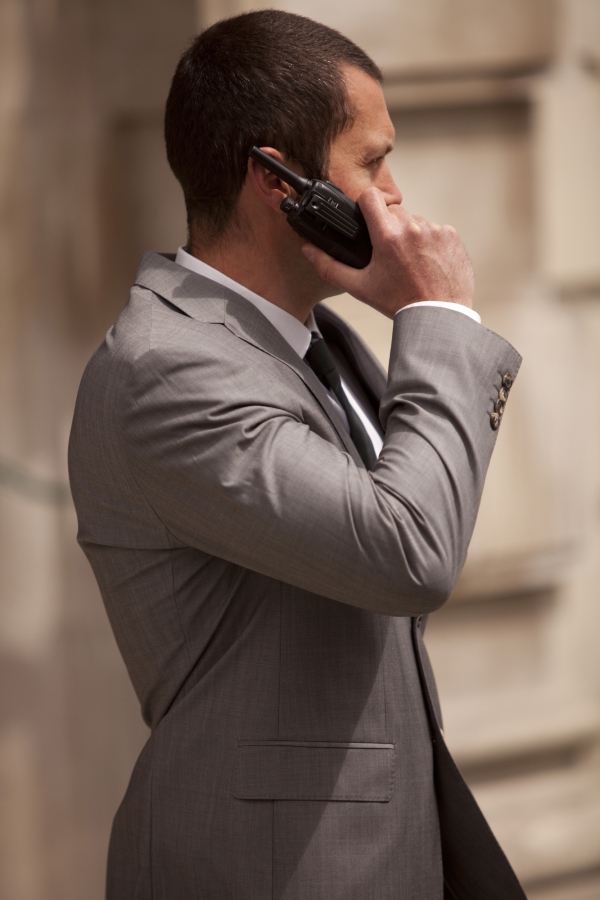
top-left (378, 220), bottom-right (398, 243)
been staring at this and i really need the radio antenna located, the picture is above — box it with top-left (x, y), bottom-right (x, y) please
top-left (248, 146), bottom-right (309, 194)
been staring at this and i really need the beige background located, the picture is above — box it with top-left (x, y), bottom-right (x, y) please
top-left (0, 0), bottom-right (599, 897)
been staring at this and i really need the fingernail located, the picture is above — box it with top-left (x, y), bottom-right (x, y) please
top-left (302, 245), bottom-right (314, 262)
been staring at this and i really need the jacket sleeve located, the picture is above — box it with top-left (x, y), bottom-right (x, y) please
top-left (121, 306), bottom-right (521, 617)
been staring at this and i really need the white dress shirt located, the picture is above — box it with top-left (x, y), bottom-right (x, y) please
top-left (175, 246), bottom-right (480, 459)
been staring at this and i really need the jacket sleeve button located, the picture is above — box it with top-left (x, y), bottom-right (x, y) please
top-left (502, 374), bottom-right (513, 390)
top-left (498, 387), bottom-right (508, 403)
top-left (490, 412), bottom-right (500, 430)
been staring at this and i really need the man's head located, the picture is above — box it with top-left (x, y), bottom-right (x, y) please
top-left (165, 10), bottom-right (384, 243)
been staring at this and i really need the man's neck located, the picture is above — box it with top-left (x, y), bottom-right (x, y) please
top-left (187, 235), bottom-right (325, 324)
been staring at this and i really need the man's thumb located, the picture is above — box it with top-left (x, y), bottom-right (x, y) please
top-left (301, 243), bottom-right (361, 292)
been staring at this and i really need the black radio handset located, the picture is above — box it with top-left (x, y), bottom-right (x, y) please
top-left (248, 146), bottom-right (372, 269)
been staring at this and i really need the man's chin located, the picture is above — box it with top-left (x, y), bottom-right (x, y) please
top-left (317, 281), bottom-right (346, 302)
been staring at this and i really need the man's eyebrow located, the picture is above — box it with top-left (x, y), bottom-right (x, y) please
top-left (364, 142), bottom-right (394, 160)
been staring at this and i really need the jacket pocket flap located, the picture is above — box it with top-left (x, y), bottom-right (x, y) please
top-left (233, 740), bottom-right (394, 801)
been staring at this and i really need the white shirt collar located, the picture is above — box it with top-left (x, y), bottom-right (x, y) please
top-left (175, 246), bottom-right (314, 358)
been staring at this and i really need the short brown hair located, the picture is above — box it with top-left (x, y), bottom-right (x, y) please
top-left (164, 10), bottom-right (382, 242)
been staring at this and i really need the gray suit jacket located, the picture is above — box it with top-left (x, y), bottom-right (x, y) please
top-left (68, 251), bottom-right (523, 900)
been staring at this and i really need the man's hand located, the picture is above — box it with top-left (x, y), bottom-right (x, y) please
top-left (301, 187), bottom-right (475, 319)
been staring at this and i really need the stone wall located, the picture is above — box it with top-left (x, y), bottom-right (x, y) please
top-left (0, 2), bottom-right (194, 897)
top-left (0, 0), bottom-right (598, 897)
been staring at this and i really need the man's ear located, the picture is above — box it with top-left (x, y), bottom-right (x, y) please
top-left (246, 147), bottom-right (300, 211)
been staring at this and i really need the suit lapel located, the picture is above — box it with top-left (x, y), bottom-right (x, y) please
top-left (314, 304), bottom-right (387, 414)
top-left (133, 252), bottom-right (363, 465)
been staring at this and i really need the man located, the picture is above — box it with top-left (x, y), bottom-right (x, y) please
top-left (69, 10), bottom-right (525, 900)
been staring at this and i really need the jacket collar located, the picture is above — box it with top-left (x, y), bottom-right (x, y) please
top-left (133, 251), bottom-right (363, 465)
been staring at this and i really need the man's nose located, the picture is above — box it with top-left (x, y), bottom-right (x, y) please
top-left (382, 187), bottom-right (402, 209)
top-left (378, 166), bottom-right (402, 206)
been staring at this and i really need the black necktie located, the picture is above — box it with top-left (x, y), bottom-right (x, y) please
top-left (304, 332), bottom-right (377, 471)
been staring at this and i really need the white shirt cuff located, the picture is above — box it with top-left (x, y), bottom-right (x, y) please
top-left (396, 300), bottom-right (481, 325)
